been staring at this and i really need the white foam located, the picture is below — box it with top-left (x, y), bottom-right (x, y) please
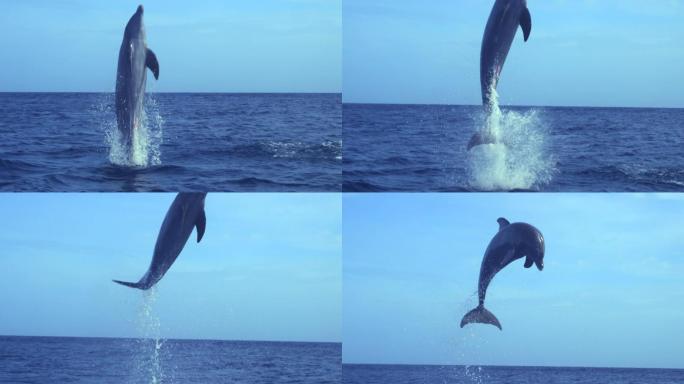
top-left (467, 88), bottom-right (556, 190)
top-left (105, 95), bottom-right (163, 168)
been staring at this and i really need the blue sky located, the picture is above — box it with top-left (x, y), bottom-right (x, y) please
top-left (344, 0), bottom-right (684, 107)
top-left (0, 193), bottom-right (341, 342)
top-left (343, 193), bottom-right (684, 369)
top-left (0, 0), bottom-right (341, 93)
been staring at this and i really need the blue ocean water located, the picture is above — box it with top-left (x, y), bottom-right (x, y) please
top-left (342, 364), bottom-right (684, 384)
top-left (343, 103), bottom-right (684, 192)
top-left (0, 93), bottom-right (341, 192)
top-left (0, 336), bottom-right (340, 383)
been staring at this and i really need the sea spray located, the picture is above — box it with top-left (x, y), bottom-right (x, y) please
top-left (135, 287), bottom-right (167, 384)
top-left (467, 88), bottom-right (556, 190)
top-left (144, 95), bottom-right (164, 166)
top-left (104, 95), bottom-right (163, 168)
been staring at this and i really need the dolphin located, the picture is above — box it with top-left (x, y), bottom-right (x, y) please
top-left (115, 5), bottom-right (159, 158)
top-left (467, 0), bottom-right (531, 150)
top-left (460, 217), bottom-right (544, 330)
top-left (113, 193), bottom-right (207, 290)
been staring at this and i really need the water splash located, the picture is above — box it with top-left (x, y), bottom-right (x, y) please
top-left (105, 95), bottom-right (163, 168)
top-left (134, 288), bottom-right (166, 384)
top-left (463, 365), bottom-right (488, 384)
top-left (467, 88), bottom-right (556, 190)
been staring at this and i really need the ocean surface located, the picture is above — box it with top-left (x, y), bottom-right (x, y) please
top-left (343, 103), bottom-right (684, 192)
top-left (0, 93), bottom-right (341, 192)
top-left (0, 336), bottom-right (341, 384)
top-left (342, 364), bottom-right (684, 384)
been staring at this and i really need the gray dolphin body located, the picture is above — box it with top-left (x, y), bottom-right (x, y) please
top-left (113, 193), bottom-right (207, 290)
top-left (460, 217), bottom-right (544, 330)
top-left (467, 0), bottom-right (531, 150)
top-left (115, 5), bottom-right (159, 155)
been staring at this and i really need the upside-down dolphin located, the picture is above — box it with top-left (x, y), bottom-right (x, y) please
top-left (460, 217), bottom-right (544, 330)
top-left (115, 5), bottom-right (159, 159)
top-left (467, 0), bottom-right (531, 150)
top-left (113, 193), bottom-right (206, 290)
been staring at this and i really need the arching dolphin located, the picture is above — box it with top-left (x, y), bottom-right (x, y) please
top-left (460, 217), bottom-right (544, 330)
top-left (467, 0), bottom-right (531, 150)
top-left (115, 5), bottom-right (159, 158)
top-left (113, 193), bottom-right (207, 290)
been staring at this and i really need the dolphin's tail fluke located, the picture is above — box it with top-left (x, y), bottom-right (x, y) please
top-left (112, 279), bottom-right (147, 290)
top-left (460, 304), bottom-right (502, 330)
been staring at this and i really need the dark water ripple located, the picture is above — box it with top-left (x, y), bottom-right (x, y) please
top-left (343, 364), bottom-right (684, 384)
top-left (0, 93), bottom-right (341, 192)
top-left (0, 336), bottom-right (341, 384)
top-left (342, 104), bottom-right (684, 192)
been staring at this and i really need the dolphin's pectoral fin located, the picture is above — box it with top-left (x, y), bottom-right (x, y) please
top-left (146, 48), bottom-right (160, 80)
top-left (520, 8), bottom-right (531, 42)
top-left (524, 255), bottom-right (534, 268)
top-left (195, 209), bottom-right (206, 243)
top-left (467, 131), bottom-right (497, 150)
top-left (467, 132), bottom-right (483, 150)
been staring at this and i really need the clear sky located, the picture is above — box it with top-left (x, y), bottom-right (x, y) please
top-left (343, 0), bottom-right (684, 108)
top-left (343, 193), bottom-right (684, 369)
top-left (0, 0), bottom-right (341, 93)
top-left (0, 193), bottom-right (341, 343)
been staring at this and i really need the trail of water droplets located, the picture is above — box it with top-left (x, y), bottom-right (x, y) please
top-left (450, 292), bottom-right (491, 384)
top-left (134, 288), bottom-right (168, 384)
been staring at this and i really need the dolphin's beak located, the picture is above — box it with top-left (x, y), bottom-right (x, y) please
top-left (137, 5), bottom-right (144, 14)
top-left (535, 259), bottom-right (544, 271)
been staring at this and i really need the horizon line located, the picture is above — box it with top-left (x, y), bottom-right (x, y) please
top-left (1, 334), bottom-right (341, 345)
top-left (0, 91), bottom-right (341, 95)
top-left (0, 92), bottom-right (678, 109)
top-left (342, 362), bottom-right (684, 371)
top-left (341, 100), bottom-right (684, 110)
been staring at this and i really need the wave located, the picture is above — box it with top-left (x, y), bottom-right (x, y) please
top-left (230, 139), bottom-right (341, 161)
top-left (232, 177), bottom-right (305, 189)
top-left (577, 165), bottom-right (684, 191)
top-left (380, 156), bottom-right (412, 166)
top-left (102, 163), bottom-right (186, 175)
top-left (343, 180), bottom-right (388, 192)
top-left (0, 158), bottom-right (42, 172)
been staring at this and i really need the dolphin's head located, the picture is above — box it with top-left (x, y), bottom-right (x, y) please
top-left (533, 250), bottom-right (544, 271)
top-left (125, 5), bottom-right (145, 35)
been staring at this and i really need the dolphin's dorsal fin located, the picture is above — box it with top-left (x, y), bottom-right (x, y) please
top-left (497, 217), bottom-right (510, 231)
top-left (146, 48), bottom-right (160, 80)
top-left (520, 7), bottom-right (531, 42)
top-left (196, 209), bottom-right (206, 243)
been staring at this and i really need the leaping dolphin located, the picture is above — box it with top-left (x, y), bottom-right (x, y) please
top-left (113, 193), bottom-right (207, 290)
top-left (115, 5), bottom-right (159, 160)
top-left (467, 0), bottom-right (531, 150)
top-left (460, 217), bottom-right (544, 330)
